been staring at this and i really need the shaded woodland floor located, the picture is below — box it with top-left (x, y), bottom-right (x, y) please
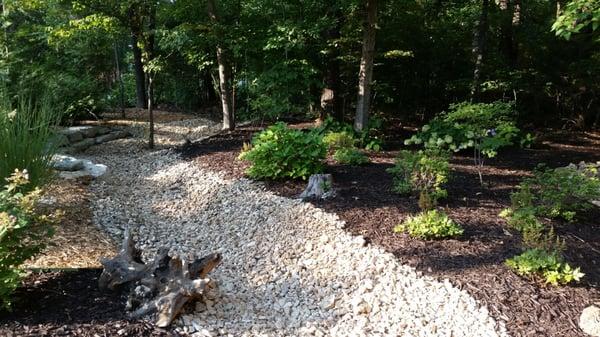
top-left (180, 125), bottom-right (600, 337)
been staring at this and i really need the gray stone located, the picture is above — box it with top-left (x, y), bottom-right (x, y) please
top-left (580, 305), bottom-right (600, 337)
top-left (52, 155), bottom-right (84, 171)
top-left (82, 160), bottom-right (108, 177)
top-left (71, 138), bottom-right (96, 151)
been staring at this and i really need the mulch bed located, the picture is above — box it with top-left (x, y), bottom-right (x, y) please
top-left (0, 270), bottom-right (178, 337)
top-left (180, 125), bottom-right (600, 337)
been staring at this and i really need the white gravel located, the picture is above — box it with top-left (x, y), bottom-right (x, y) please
top-left (84, 117), bottom-right (510, 337)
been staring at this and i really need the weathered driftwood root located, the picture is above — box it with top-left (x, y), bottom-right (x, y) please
top-left (99, 228), bottom-right (222, 327)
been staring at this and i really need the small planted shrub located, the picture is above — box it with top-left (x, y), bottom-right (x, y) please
top-left (323, 131), bottom-right (356, 152)
top-left (239, 122), bottom-right (327, 180)
top-left (500, 164), bottom-right (597, 285)
top-left (387, 149), bottom-right (450, 209)
top-left (405, 101), bottom-right (521, 184)
top-left (394, 209), bottom-right (463, 239)
top-left (502, 165), bottom-right (600, 224)
top-left (0, 170), bottom-right (56, 310)
top-left (505, 248), bottom-right (584, 286)
top-left (333, 148), bottom-right (369, 166)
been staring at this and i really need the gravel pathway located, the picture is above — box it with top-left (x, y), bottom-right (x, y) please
top-left (84, 117), bottom-right (509, 337)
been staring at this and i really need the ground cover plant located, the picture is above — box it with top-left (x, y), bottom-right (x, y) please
top-left (394, 209), bottom-right (464, 240)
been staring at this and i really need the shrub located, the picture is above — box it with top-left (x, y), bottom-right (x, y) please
top-left (500, 164), bottom-right (597, 285)
top-left (394, 209), bottom-right (463, 239)
top-left (405, 101), bottom-right (520, 184)
top-left (239, 123), bottom-right (327, 180)
top-left (333, 148), bottom-right (369, 166)
top-left (387, 149), bottom-right (450, 209)
top-left (505, 249), bottom-right (584, 286)
top-left (0, 170), bottom-right (56, 310)
top-left (0, 90), bottom-right (61, 189)
top-left (502, 165), bottom-right (600, 224)
top-left (323, 131), bottom-right (356, 152)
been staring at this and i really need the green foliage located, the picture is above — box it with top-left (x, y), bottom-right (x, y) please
top-left (0, 90), bottom-right (60, 189)
top-left (405, 101), bottom-right (519, 157)
top-left (333, 148), bottom-right (369, 166)
top-left (239, 123), bottom-right (326, 180)
top-left (552, 0), bottom-right (600, 41)
top-left (323, 131), bottom-right (356, 152)
top-left (501, 165), bottom-right (597, 285)
top-left (63, 95), bottom-right (105, 123)
top-left (502, 165), bottom-right (600, 225)
top-left (0, 170), bottom-right (56, 310)
top-left (394, 209), bottom-right (463, 239)
top-left (387, 150), bottom-right (450, 209)
top-left (505, 249), bottom-right (584, 286)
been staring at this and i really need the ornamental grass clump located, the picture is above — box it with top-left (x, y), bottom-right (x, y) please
top-left (0, 88), bottom-right (61, 190)
top-left (0, 170), bottom-right (57, 310)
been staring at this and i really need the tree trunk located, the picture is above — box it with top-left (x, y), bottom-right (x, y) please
top-left (354, 0), bottom-right (378, 132)
top-left (114, 43), bottom-right (126, 117)
top-left (131, 32), bottom-right (147, 109)
top-left (207, 0), bottom-right (235, 131)
top-left (146, 4), bottom-right (156, 149)
top-left (321, 6), bottom-right (344, 122)
top-left (471, 0), bottom-right (489, 101)
top-left (148, 75), bottom-right (155, 149)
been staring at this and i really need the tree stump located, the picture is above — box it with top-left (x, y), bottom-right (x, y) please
top-left (299, 174), bottom-right (334, 200)
top-left (99, 228), bottom-right (222, 327)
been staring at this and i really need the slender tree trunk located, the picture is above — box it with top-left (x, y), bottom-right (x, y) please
top-left (131, 32), bottom-right (147, 109)
top-left (354, 0), bottom-right (378, 132)
top-left (322, 6), bottom-right (344, 122)
top-left (148, 75), bottom-right (155, 149)
top-left (207, 0), bottom-right (235, 131)
top-left (471, 0), bottom-right (489, 101)
top-left (114, 43), bottom-right (126, 117)
top-left (146, 3), bottom-right (156, 149)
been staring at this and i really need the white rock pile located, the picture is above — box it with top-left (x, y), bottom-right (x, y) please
top-left (86, 118), bottom-right (509, 337)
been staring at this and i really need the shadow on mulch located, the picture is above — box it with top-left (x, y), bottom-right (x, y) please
top-left (0, 269), bottom-right (177, 337)
top-left (179, 123), bottom-right (600, 337)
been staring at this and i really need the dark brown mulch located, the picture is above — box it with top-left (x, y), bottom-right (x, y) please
top-left (180, 125), bottom-right (600, 337)
top-left (0, 270), bottom-right (180, 337)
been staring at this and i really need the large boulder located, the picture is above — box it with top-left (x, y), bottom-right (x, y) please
top-left (54, 155), bottom-right (108, 180)
top-left (580, 305), bottom-right (600, 337)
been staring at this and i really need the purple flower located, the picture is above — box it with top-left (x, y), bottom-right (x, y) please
top-left (486, 129), bottom-right (497, 136)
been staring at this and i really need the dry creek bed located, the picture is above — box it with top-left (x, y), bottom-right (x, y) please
top-left (76, 117), bottom-right (510, 337)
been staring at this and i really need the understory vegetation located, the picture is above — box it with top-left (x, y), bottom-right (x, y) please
top-left (239, 123), bottom-right (327, 180)
top-left (501, 165), bottom-right (600, 285)
top-left (0, 170), bottom-right (56, 310)
top-left (394, 209), bottom-right (464, 240)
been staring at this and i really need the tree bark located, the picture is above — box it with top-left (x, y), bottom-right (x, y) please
top-left (321, 6), bottom-right (344, 122)
top-left (354, 0), bottom-right (378, 132)
top-left (471, 0), bottom-right (489, 101)
top-left (114, 43), bottom-right (126, 116)
top-left (131, 32), bottom-right (147, 109)
top-left (143, 3), bottom-right (157, 149)
top-left (207, 0), bottom-right (235, 131)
